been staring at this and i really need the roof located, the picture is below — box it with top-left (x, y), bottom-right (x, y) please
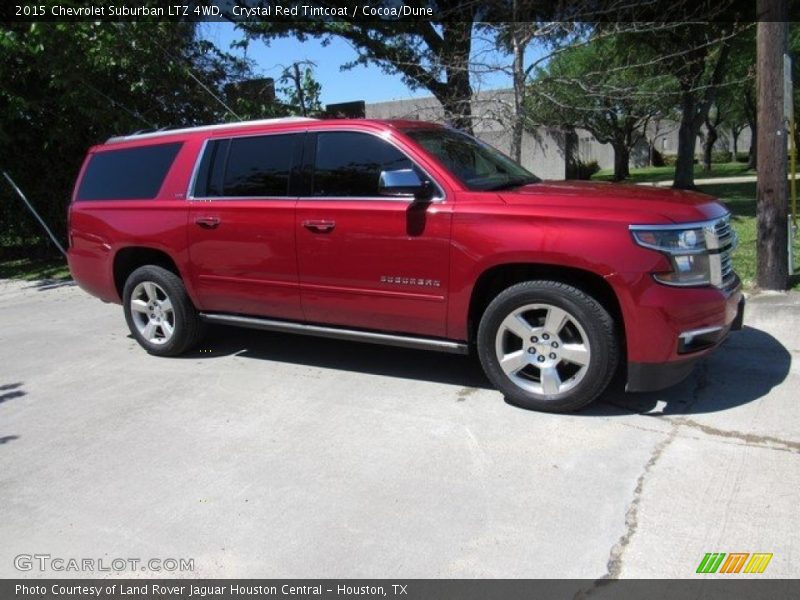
top-left (104, 117), bottom-right (445, 145)
top-left (105, 116), bottom-right (318, 144)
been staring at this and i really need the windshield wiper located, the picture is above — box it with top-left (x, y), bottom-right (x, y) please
top-left (484, 177), bottom-right (540, 191)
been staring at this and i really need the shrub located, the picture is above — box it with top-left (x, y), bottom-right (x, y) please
top-left (711, 150), bottom-right (733, 163)
top-left (569, 160), bottom-right (600, 180)
top-left (662, 154), bottom-right (678, 166)
top-left (735, 151), bottom-right (750, 163)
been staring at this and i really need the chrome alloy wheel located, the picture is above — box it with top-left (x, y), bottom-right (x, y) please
top-left (129, 281), bottom-right (175, 345)
top-left (494, 303), bottom-right (591, 396)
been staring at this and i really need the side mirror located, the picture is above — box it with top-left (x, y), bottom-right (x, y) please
top-left (378, 169), bottom-right (434, 201)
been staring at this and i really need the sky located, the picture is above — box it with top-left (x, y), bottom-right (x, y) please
top-left (197, 23), bottom-right (545, 106)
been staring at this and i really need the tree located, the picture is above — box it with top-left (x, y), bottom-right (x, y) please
top-left (527, 34), bottom-right (673, 181)
top-left (711, 27), bottom-right (757, 167)
top-left (476, 20), bottom-right (579, 163)
top-left (279, 62), bottom-right (323, 117)
top-left (0, 22), bottom-right (251, 249)
top-left (641, 24), bottom-right (738, 188)
top-left (238, 3), bottom-right (478, 132)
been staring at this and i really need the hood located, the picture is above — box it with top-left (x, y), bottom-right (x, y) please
top-left (499, 180), bottom-right (729, 224)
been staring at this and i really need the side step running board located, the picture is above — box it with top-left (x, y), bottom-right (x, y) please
top-left (199, 313), bottom-right (470, 355)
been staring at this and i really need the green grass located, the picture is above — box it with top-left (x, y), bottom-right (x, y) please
top-left (0, 257), bottom-right (70, 281)
top-left (696, 181), bottom-right (800, 290)
top-left (592, 162), bottom-right (755, 183)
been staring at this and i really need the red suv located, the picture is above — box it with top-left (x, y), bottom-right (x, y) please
top-left (68, 117), bottom-right (744, 412)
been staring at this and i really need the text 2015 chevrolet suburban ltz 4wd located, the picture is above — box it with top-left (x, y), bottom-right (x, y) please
top-left (68, 117), bottom-right (744, 412)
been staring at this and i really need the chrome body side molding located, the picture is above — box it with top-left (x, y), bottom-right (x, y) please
top-left (199, 313), bottom-right (469, 354)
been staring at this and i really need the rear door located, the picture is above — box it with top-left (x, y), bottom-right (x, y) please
top-left (187, 132), bottom-right (304, 320)
top-left (295, 130), bottom-right (452, 337)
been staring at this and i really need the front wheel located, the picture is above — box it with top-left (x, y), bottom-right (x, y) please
top-left (123, 265), bottom-right (204, 356)
top-left (477, 280), bottom-right (619, 412)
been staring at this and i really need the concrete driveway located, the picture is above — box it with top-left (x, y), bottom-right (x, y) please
top-left (0, 278), bottom-right (798, 579)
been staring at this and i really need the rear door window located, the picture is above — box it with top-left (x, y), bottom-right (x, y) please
top-left (76, 142), bottom-right (182, 201)
top-left (193, 134), bottom-right (299, 198)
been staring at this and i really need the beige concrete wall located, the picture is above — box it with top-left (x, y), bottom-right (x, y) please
top-left (364, 90), bottom-right (753, 179)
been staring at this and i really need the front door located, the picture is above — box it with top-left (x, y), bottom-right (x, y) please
top-left (296, 130), bottom-right (452, 338)
top-left (187, 132), bottom-right (303, 320)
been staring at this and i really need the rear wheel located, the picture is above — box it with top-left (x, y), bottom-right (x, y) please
top-left (123, 265), bottom-right (203, 356)
top-left (477, 280), bottom-right (618, 412)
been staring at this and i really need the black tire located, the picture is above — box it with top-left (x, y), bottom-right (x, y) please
top-left (122, 265), bottom-right (204, 356)
top-left (477, 280), bottom-right (619, 412)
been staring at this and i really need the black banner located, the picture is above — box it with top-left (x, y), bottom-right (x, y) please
top-left (3, 580), bottom-right (800, 600)
top-left (0, 0), bottom-right (791, 24)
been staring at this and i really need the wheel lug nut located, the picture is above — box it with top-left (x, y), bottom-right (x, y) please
top-left (530, 336), bottom-right (538, 343)
top-left (537, 356), bottom-right (545, 363)
top-left (527, 348), bottom-right (536, 354)
top-left (552, 341), bottom-right (559, 348)
top-left (549, 353), bottom-right (557, 359)
top-left (542, 333), bottom-right (550, 340)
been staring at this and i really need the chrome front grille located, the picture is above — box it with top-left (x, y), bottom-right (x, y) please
top-left (711, 215), bottom-right (738, 289)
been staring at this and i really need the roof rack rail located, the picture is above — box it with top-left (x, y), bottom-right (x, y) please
top-left (106, 117), bottom-right (319, 144)
top-left (126, 126), bottom-right (169, 137)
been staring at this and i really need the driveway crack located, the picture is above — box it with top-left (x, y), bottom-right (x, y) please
top-left (602, 424), bottom-right (679, 580)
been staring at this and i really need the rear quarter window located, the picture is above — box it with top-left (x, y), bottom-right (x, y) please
top-left (76, 142), bottom-right (182, 201)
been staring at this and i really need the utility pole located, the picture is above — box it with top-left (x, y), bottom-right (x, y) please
top-left (756, 0), bottom-right (789, 289)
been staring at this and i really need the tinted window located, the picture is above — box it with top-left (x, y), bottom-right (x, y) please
top-left (192, 139), bottom-right (228, 197)
top-left (404, 128), bottom-right (538, 191)
top-left (313, 132), bottom-right (414, 197)
top-left (222, 134), bottom-right (295, 197)
top-left (76, 142), bottom-right (182, 201)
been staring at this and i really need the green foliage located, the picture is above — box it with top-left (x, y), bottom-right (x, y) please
top-left (0, 22), bottom-right (254, 247)
top-left (568, 160), bottom-right (600, 180)
top-left (279, 65), bottom-right (323, 116)
top-left (711, 150), bottom-right (733, 163)
top-left (526, 33), bottom-right (675, 180)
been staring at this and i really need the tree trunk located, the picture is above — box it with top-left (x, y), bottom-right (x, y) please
top-left (756, 6), bottom-right (789, 290)
top-left (744, 89), bottom-right (758, 170)
top-left (509, 25), bottom-right (526, 163)
top-left (673, 94), bottom-right (699, 188)
top-left (291, 63), bottom-right (307, 117)
top-left (441, 22), bottom-right (473, 134)
top-left (702, 119), bottom-right (718, 171)
top-left (731, 129), bottom-right (739, 158)
top-left (440, 87), bottom-right (473, 134)
top-left (672, 34), bottom-right (731, 189)
top-left (747, 120), bottom-right (758, 169)
top-left (612, 141), bottom-right (630, 181)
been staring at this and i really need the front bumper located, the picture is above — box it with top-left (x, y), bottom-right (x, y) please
top-left (626, 294), bottom-right (745, 393)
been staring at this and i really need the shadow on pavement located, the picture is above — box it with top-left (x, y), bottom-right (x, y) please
top-left (180, 325), bottom-right (492, 390)
top-left (589, 326), bottom-right (791, 416)
top-left (175, 325), bottom-right (789, 416)
top-left (27, 279), bottom-right (76, 292)
top-left (0, 382), bottom-right (24, 448)
top-left (0, 382), bottom-right (26, 405)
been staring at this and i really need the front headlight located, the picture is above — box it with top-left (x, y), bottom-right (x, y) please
top-left (631, 224), bottom-right (714, 286)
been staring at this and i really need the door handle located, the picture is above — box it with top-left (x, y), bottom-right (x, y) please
top-left (303, 219), bottom-right (336, 233)
top-left (195, 216), bottom-right (221, 229)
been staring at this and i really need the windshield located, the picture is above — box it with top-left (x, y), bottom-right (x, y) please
top-left (404, 128), bottom-right (540, 191)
